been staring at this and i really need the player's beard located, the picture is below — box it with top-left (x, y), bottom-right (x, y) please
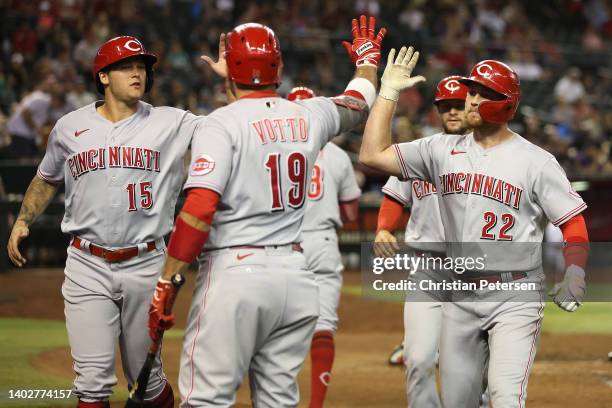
top-left (466, 111), bottom-right (484, 128)
top-left (443, 120), bottom-right (467, 135)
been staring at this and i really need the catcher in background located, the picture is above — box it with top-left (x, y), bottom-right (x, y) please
top-left (375, 76), bottom-right (469, 407)
top-left (287, 87), bottom-right (362, 408)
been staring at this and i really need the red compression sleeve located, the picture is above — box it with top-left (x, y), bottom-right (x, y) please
top-left (167, 188), bottom-right (220, 263)
top-left (560, 214), bottom-right (589, 269)
top-left (376, 195), bottom-right (405, 233)
top-left (340, 199), bottom-right (359, 224)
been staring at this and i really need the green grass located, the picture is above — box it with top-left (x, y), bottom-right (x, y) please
top-left (342, 285), bottom-right (612, 335)
top-left (0, 319), bottom-right (183, 407)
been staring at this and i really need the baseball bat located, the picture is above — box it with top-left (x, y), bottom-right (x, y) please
top-left (125, 273), bottom-right (185, 408)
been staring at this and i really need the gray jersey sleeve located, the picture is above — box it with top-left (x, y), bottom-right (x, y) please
top-left (183, 116), bottom-right (232, 195)
top-left (298, 95), bottom-right (369, 142)
top-left (393, 137), bottom-right (436, 183)
top-left (297, 97), bottom-right (341, 144)
top-left (532, 158), bottom-right (587, 226)
top-left (37, 124), bottom-right (66, 184)
top-left (338, 152), bottom-right (361, 202)
top-left (381, 176), bottom-right (412, 207)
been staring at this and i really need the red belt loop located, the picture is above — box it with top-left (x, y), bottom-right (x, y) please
top-left (71, 236), bottom-right (157, 263)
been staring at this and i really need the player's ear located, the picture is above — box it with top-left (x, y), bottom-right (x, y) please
top-left (98, 71), bottom-right (110, 87)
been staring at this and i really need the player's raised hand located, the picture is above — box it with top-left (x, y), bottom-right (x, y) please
top-left (7, 220), bottom-right (29, 267)
top-left (379, 46), bottom-right (426, 102)
top-left (374, 229), bottom-right (399, 258)
top-left (550, 265), bottom-right (585, 312)
top-left (201, 33), bottom-right (228, 79)
top-left (342, 15), bottom-right (387, 68)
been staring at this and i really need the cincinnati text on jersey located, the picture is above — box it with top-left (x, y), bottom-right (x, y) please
top-left (67, 146), bottom-right (161, 180)
top-left (438, 172), bottom-right (523, 209)
top-left (411, 180), bottom-right (436, 200)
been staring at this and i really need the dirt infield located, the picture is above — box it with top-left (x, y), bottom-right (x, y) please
top-left (2, 268), bottom-right (611, 407)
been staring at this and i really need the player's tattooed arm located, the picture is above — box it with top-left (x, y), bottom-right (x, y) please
top-left (16, 176), bottom-right (58, 225)
top-left (8, 176), bottom-right (58, 266)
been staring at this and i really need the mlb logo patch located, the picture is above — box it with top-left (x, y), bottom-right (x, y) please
top-left (191, 154), bottom-right (215, 176)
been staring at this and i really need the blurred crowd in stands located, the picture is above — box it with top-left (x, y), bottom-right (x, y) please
top-left (1, 0), bottom-right (611, 193)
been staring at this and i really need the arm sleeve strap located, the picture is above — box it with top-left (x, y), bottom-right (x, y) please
top-left (376, 195), bottom-right (405, 233)
top-left (560, 214), bottom-right (589, 269)
top-left (167, 188), bottom-right (220, 263)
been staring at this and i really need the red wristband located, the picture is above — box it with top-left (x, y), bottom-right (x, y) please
top-left (560, 214), bottom-right (589, 269)
top-left (167, 216), bottom-right (210, 263)
top-left (377, 195), bottom-right (404, 232)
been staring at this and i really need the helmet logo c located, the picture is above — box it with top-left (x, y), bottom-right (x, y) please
top-left (476, 63), bottom-right (493, 78)
top-left (444, 79), bottom-right (460, 93)
top-left (124, 39), bottom-right (142, 52)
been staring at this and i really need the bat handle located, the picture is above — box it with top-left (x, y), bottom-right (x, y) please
top-left (164, 273), bottom-right (185, 314)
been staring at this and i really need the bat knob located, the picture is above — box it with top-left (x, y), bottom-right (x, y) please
top-left (171, 273), bottom-right (185, 288)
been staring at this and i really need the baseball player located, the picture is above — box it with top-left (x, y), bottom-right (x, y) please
top-left (287, 86), bottom-right (362, 408)
top-left (147, 17), bottom-right (383, 407)
top-left (7, 36), bottom-right (204, 407)
top-left (374, 76), bottom-right (469, 407)
top-left (360, 48), bottom-right (589, 407)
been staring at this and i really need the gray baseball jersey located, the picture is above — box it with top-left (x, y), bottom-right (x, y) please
top-left (302, 142), bottom-right (361, 232)
top-left (179, 92), bottom-right (367, 407)
top-left (394, 131), bottom-right (586, 270)
top-left (38, 101), bottom-right (201, 247)
top-left (184, 95), bottom-right (343, 249)
top-left (36, 100), bottom-right (201, 403)
top-left (395, 130), bottom-right (585, 408)
top-left (382, 176), bottom-right (445, 252)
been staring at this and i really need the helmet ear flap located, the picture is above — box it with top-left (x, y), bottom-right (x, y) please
top-left (478, 99), bottom-right (515, 124)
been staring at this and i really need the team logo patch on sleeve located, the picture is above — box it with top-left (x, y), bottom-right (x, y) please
top-left (190, 154), bottom-right (215, 176)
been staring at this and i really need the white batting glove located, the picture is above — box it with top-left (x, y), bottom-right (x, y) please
top-left (379, 46), bottom-right (426, 102)
top-left (550, 265), bottom-right (586, 312)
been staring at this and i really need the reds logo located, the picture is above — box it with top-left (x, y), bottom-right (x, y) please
top-left (190, 154), bottom-right (215, 176)
top-left (444, 79), bottom-right (461, 94)
top-left (476, 63), bottom-right (494, 79)
top-left (124, 39), bottom-right (143, 52)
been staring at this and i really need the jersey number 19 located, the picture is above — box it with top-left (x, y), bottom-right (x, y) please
top-left (265, 152), bottom-right (307, 212)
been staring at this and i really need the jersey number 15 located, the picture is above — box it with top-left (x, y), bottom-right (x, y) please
top-left (126, 181), bottom-right (153, 211)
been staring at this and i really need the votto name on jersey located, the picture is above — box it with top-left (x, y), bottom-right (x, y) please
top-left (251, 116), bottom-right (309, 144)
top-left (67, 146), bottom-right (161, 180)
top-left (438, 172), bottom-right (523, 210)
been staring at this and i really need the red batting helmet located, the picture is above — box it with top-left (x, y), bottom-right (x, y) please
top-left (225, 23), bottom-right (282, 86)
top-left (287, 87), bottom-right (315, 101)
top-left (434, 76), bottom-right (468, 105)
top-left (460, 60), bottom-right (520, 124)
top-left (92, 36), bottom-right (157, 94)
